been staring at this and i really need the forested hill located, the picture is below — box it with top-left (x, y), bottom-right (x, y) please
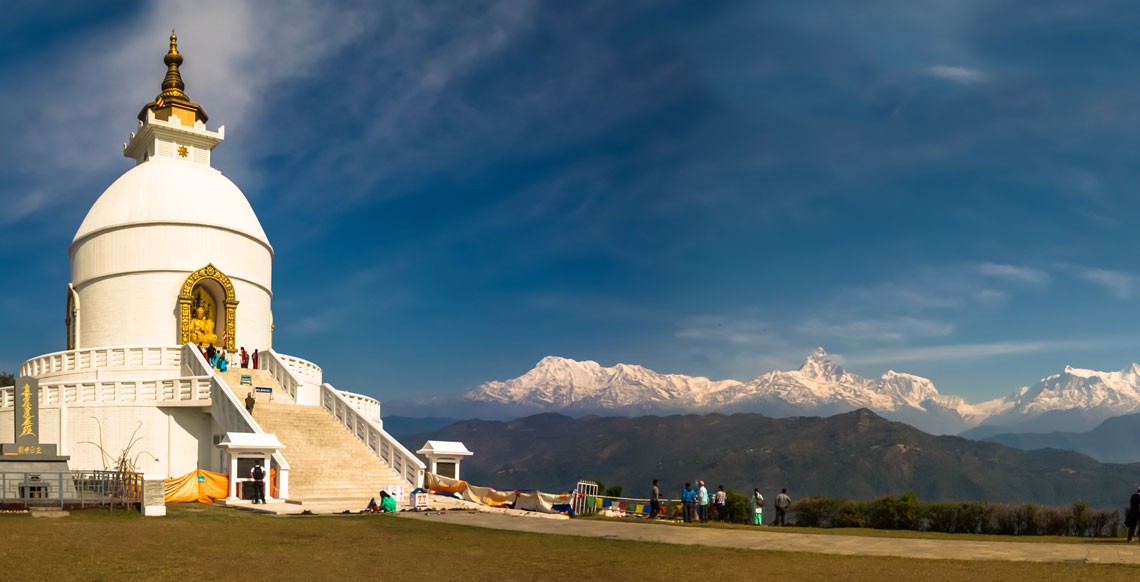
top-left (401, 409), bottom-right (1139, 509)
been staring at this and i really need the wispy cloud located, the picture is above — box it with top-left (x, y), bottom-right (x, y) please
top-left (976, 263), bottom-right (1049, 285)
top-left (0, 0), bottom-right (367, 226)
top-left (924, 64), bottom-right (985, 84)
top-left (676, 316), bottom-right (774, 345)
top-left (838, 339), bottom-right (1109, 367)
top-left (796, 316), bottom-right (953, 343)
top-left (1079, 267), bottom-right (1134, 299)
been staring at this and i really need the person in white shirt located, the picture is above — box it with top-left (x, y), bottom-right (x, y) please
top-left (714, 485), bottom-right (727, 522)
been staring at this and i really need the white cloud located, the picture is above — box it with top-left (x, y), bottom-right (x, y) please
top-left (924, 64), bottom-right (985, 84)
top-left (838, 340), bottom-right (1106, 367)
top-left (676, 316), bottom-right (773, 345)
top-left (795, 316), bottom-right (953, 343)
top-left (1080, 268), bottom-right (1133, 299)
top-left (0, 0), bottom-right (367, 222)
top-left (976, 263), bottom-right (1049, 285)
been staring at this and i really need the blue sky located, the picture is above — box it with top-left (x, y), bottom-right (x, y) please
top-left (4, 0), bottom-right (1140, 404)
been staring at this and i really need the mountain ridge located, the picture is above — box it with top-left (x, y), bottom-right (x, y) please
top-left (387, 348), bottom-right (1140, 436)
top-left (398, 409), bottom-right (1138, 508)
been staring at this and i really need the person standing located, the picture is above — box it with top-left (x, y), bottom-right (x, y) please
top-left (681, 482), bottom-right (695, 523)
top-left (252, 349), bottom-right (259, 370)
top-left (649, 479), bottom-right (661, 519)
top-left (751, 488), bottom-right (765, 525)
top-left (206, 344), bottom-right (217, 368)
top-left (774, 488), bottom-right (792, 526)
top-left (714, 485), bottom-right (727, 522)
top-left (1127, 486), bottom-right (1140, 542)
top-left (697, 480), bottom-right (710, 523)
top-left (245, 391), bottom-right (256, 414)
top-left (250, 461), bottom-right (267, 504)
top-left (240, 347), bottom-right (249, 369)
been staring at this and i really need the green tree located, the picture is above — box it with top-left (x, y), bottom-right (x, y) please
top-left (0, 371), bottom-right (13, 387)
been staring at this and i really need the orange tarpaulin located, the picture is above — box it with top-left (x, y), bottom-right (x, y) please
top-left (426, 472), bottom-right (468, 494)
top-left (165, 469), bottom-right (229, 503)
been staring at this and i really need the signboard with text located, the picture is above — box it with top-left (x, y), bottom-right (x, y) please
top-left (1, 377), bottom-right (60, 457)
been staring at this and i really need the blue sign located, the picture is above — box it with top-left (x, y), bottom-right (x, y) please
top-left (255, 386), bottom-right (273, 394)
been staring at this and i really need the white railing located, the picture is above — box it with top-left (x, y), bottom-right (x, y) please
top-left (276, 354), bottom-right (322, 386)
top-left (183, 344), bottom-right (290, 498)
top-left (0, 378), bottom-right (210, 410)
top-left (340, 390), bottom-right (382, 421)
top-left (258, 350), bottom-right (302, 404)
top-left (321, 382), bottom-right (424, 488)
top-left (20, 346), bottom-right (182, 378)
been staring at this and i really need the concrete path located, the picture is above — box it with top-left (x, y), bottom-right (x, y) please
top-left (401, 511), bottom-right (1140, 565)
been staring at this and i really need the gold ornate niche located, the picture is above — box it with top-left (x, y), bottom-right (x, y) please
top-left (178, 264), bottom-right (238, 351)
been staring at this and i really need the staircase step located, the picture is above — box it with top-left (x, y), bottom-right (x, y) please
top-left (251, 401), bottom-right (410, 500)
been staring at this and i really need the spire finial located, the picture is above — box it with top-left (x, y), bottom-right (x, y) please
top-left (139, 33), bottom-right (208, 123)
top-left (162, 32), bottom-right (186, 97)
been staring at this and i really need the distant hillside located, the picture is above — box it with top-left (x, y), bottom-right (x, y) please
top-left (400, 409), bottom-right (1140, 509)
top-left (985, 412), bottom-right (1140, 463)
top-left (383, 416), bottom-right (460, 437)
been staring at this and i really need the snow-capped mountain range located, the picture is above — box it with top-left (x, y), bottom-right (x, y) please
top-left (461, 348), bottom-right (1140, 435)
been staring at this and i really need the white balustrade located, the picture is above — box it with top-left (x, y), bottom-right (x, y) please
top-left (0, 377), bottom-right (210, 410)
top-left (258, 350), bottom-right (302, 404)
top-left (276, 354), bottom-right (323, 386)
top-left (340, 390), bottom-right (382, 421)
top-left (182, 344), bottom-right (290, 498)
top-left (320, 382), bottom-right (424, 489)
top-left (20, 346), bottom-right (182, 378)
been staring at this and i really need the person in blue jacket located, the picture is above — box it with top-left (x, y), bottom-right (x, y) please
top-left (681, 482), bottom-right (696, 523)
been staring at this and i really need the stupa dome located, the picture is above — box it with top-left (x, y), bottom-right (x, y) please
top-left (73, 157), bottom-right (270, 250)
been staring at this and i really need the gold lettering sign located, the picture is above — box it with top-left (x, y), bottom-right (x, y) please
top-left (19, 383), bottom-right (35, 438)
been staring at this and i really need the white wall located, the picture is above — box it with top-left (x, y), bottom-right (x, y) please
top-left (70, 223), bottom-right (273, 351)
top-left (0, 404), bottom-right (219, 478)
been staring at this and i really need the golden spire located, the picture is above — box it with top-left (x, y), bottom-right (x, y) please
top-left (138, 32), bottom-right (209, 124)
top-left (161, 33), bottom-right (187, 100)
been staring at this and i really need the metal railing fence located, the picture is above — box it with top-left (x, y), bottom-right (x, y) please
top-left (0, 470), bottom-right (143, 509)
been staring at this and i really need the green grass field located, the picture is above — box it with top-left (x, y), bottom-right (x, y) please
top-left (585, 514), bottom-right (1128, 544)
top-left (1, 505), bottom-right (1138, 581)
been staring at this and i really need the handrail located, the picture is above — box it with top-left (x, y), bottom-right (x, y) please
top-left (276, 354), bottom-right (322, 386)
top-left (340, 390), bottom-right (382, 421)
top-left (0, 378), bottom-right (211, 410)
top-left (20, 346), bottom-right (182, 378)
top-left (259, 350), bottom-right (302, 403)
top-left (320, 382), bottom-right (424, 488)
top-left (183, 345), bottom-right (265, 433)
top-left (182, 345), bottom-right (290, 497)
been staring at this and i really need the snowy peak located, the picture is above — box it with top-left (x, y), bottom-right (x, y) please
top-left (461, 349), bottom-right (1140, 436)
top-left (465, 356), bottom-right (743, 410)
top-left (467, 348), bottom-right (956, 420)
top-left (798, 347), bottom-right (846, 381)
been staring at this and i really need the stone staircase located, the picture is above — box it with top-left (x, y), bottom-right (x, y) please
top-left (252, 401), bottom-right (405, 502)
top-left (217, 368), bottom-right (294, 405)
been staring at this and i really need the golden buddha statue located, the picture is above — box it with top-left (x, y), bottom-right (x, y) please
top-left (189, 306), bottom-right (218, 347)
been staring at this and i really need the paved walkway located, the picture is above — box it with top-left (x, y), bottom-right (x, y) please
top-left (401, 511), bottom-right (1140, 565)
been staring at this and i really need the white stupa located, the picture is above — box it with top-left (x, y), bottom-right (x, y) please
top-left (1, 35), bottom-right (425, 505)
top-left (70, 35), bottom-right (272, 353)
